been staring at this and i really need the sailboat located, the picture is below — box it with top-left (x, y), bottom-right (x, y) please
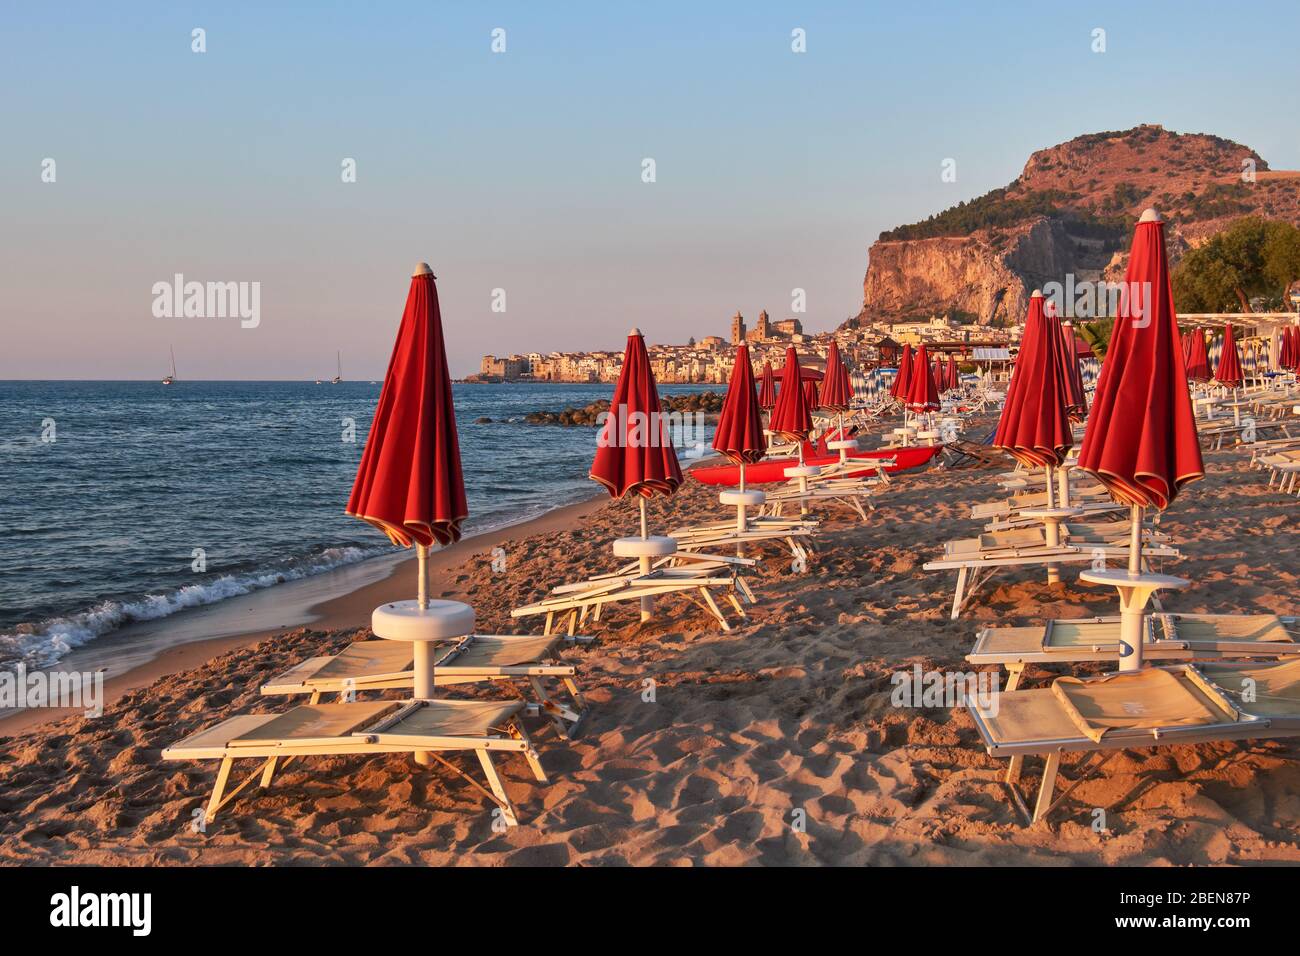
top-left (162, 346), bottom-right (176, 385)
top-left (331, 351), bottom-right (342, 384)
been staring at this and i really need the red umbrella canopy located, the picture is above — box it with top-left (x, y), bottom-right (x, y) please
top-left (769, 346), bottom-right (814, 442)
top-left (346, 264), bottom-right (468, 548)
top-left (1077, 210), bottom-right (1204, 510)
top-left (944, 355), bottom-right (959, 392)
top-left (1286, 326), bottom-right (1300, 369)
top-left (712, 345), bottom-right (765, 465)
top-left (890, 343), bottom-right (914, 399)
top-left (1058, 320), bottom-right (1088, 421)
top-left (1184, 328), bottom-right (1211, 382)
top-left (993, 291), bottom-right (1074, 468)
top-left (820, 341), bottom-right (853, 411)
top-left (802, 376), bottom-right (820, 410)
top-left (758, 361), bottom-right (778, 409)
top-left (905, 344), bottom-right (940, 412)
top-left (1215, 324), bottom-right (1244, 387)
top-left (590, 329), bottom-right (683, 499)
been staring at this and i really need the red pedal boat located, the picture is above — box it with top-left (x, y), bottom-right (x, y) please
top-left (691, 444), bottom-right (940, 486)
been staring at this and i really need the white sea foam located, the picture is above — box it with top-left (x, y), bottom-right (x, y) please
top-left (0, 545), bottom-right (390, 671)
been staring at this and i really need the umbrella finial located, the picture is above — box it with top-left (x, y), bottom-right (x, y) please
top-left (1030, 289), bottom-right (1043, 298)
top-left (1139, 207), bottom-right (1162, 223)
top-left (629, 327), bottom-right (642, 337)
top-left (412, 262), bottom-right (434, 277)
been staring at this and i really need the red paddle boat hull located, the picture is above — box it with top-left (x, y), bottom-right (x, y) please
top-left (691, 445), bottom-right (941, 485)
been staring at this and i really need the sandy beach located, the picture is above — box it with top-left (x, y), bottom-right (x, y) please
top-left (2, 428), bottom-right (1296, 867)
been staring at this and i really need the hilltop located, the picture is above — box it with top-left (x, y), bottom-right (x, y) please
top-left (848, 125), bottom-right (1300, 326)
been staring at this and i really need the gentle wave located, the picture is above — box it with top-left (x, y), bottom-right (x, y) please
top-left (0, 545), bottom-right (392, 672)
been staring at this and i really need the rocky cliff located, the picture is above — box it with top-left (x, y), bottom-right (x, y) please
top-left (849, 124), bottom-right (1300, 327)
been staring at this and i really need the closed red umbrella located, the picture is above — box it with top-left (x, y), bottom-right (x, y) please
top-left (944, 355), bottom-right (959, 393)
top-left (1184, 328), bottom-right (1211, 382)
top-left (712, 345), bottom-right (768, 547)
top-left (758, 360), bottom-right (778, 409)
top-left (591, 328), bottom-right (683, 620)
top-left (802, 376), bottom-right (819, 411)
top-left (820, 341), bottom-right (853, 411)
top-left (932, 356), bottom-right (944, 391)
top-left (1077, 210), bottom-right (1204, 669)
top-left (347, 263), bottom-right (467, 553)
top-left (769, 345), bottom-right (813, 450)
top-left (346, 263), bottom-right (471, 716)
top-left (591, 328), bottom-right (682, 502)
top-left (1288, 327), bottom-right (1299, 369)
top-left (905, 344), bottom-right (940, 414)
top-left (890, 343), bottom-right (913, 401)
top-left (994, 290), bottom-right (1073, 469)
top-left (713, 345), bottom-right (765, 473)
top-left (1059, 320), bottom-right (1088, 421)
top-left (1215, 324), bottom-right (1243, 388)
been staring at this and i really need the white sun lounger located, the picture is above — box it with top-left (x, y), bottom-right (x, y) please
top-left (924, 540), bottom-right (1181, 620)
top-left (512, 559), bottom-right (755, 634)
top-left (968, 613), bottom-right (1300, 689)
top-left (669, 518), bottom-right (817, 567)
top-left (968, 659), bottom-right (1300, 824)
top-left (260, 633), bottom-right (591, 738)
top-left (163, 698), bottom-right (548, 826)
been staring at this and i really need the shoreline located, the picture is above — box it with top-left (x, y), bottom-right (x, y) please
top-left (0, 492), bottom-right (607, 738)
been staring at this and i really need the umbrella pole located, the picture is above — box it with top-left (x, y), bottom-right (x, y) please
top-left (638, 496), bottom-right (652, 622)
top-left (417, 544), bottom-right (429, 610)
top-left (414, 542), bottom-right (435, 762)
top-left (1042, 465), bottom-right (1061, 584)
top-left (736, 462), bottom-right (748, 558)
top-left (1117, 504), bottom-right (1145, 673)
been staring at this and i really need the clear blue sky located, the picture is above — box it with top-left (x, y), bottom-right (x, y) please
top-left (3, 1), bottom-right (1298, 378)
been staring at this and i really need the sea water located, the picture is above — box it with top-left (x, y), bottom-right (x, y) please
top-left (0, 380), bottom-right (712, 671)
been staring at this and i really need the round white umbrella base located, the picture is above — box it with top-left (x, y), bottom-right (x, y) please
top-left (720, 489), bottom-right (765, 506)
top-left (784, 464), bottom-right (822, 478)
top-left (372, 599), bottom-right (476, 642)
top-left (371, 598), bottom-right (476, 764)
top-left (826, 439), bottom-right (858, 451)
top-left (613, 535), bottom-right (678, 558)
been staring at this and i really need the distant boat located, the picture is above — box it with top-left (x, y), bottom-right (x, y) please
top-left (331, 351), bottom-right (342, 384)
top-left (162, 346), bottom-right (177, 385)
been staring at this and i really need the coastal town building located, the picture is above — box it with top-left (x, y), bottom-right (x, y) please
top-left (470, 309), bottom-right (1015, 383)
top-left (730, 311), bottom-right (746, 345)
